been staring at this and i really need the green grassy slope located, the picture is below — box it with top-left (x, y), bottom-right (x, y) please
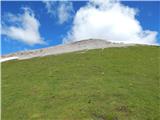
top-left (2, 46), bottom-right (160, 120)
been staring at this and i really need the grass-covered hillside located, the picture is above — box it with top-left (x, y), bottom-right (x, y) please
top-left (2, 46), bottom-right (160, 120)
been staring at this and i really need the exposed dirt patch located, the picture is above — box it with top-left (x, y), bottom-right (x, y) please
top-left (116, 105), bottom-right (131, 113)
top-left (92, 113), bottom-right (119, 120)
top-left (92, 113), bottom-right (107, 120)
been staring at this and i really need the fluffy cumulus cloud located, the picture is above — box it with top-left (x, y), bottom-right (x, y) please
top-left (43, 1), bottom-right (74, 24)
top-left (63, 0), bottom-right (158, 44)
top-left (2, 7), bottom-right (44, 45)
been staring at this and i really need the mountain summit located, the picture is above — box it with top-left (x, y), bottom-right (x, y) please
top-left (2, 39), bottom-right (134, 61)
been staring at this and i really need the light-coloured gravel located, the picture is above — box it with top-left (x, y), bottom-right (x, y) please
top-left (2, 39), bottom-right (135, 61)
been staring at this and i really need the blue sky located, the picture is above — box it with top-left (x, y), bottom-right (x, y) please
top-left (1, 1), bottom-right (160, 55)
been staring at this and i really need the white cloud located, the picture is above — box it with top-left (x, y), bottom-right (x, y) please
top-left (63, 0), bottom-right (158, 45)
top-left (57, 2), bottom-right (74, 24)
top-left (43, 1), bottom-right (56, 15)
top-left (2, 7), bottom-right (44, 45)
top-left (43, 1), bottom-right (73, 24)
